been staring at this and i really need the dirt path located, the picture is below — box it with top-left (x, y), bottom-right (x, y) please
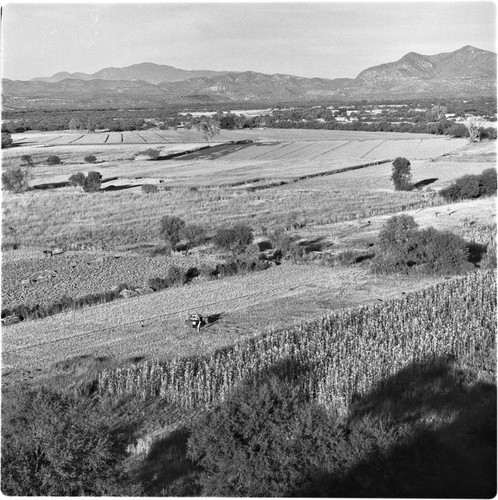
top-left (2, 263), bottom-right (439, 375)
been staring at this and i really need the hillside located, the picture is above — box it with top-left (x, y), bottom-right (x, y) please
top-left (3, 45), bottom-right (496, 105)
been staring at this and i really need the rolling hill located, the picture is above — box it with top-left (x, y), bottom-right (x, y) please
top-left (3, 46), bottom-right (495, 104)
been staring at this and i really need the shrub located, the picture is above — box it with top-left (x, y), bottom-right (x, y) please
top-left (440, 169), bottom-right (497, 201)
top-left (69, 172), bottom-right (85, 187)
top-left (21, 155), bottom-right (34, 167)
top-left (46, 155), bottom-right (61, 165)
top-left (143, 148), bottom-right (160, 159)
top-left (1, 131), bottom-right (13, 148)
top-left (2, 166), bottom-right (30, 193)
top-left (479, 168), bottom-right (497, 196)
top-left (1, 388), bottom-right (137, 496)
top-left (372, 215), bottom-right (470, 274)
top-left (84, 155), bottom-right (97, 164)
top-left (83, 171), bottom-right (102, 192)
top-left (213, 223), bottom-right (253, 253)
top-left (167, 265), bottom-right (186, 285)
top-left (147, 277), bottom-right (169, 291)
top-left (187, 376), bottom-right (340, 497)
top-left (159, 215), bottom-right (186, 246)
top-left (391, 157), bottom-right (412, 191)
top-left (141, 184), bottom-right (158, 194)
top-left (181, 224), bottom-right (207, 251)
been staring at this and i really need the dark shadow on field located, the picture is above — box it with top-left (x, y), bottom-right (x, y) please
top-left (174, 142), bottom-right (251, 161)
top-left (467, 241), bottom-right (489, 264)
top-left (298, 356), bottom-right (497, 498)
top-left (100, 184), bottom-right (138, 191)
top-left (206, 312), bottom-right (224, 326)
top-left (299, 236), bottom-right (329, 252)
top-left (132, 427), bottom-right (202, 496)
top-left (412, 177), bottom-right (438, 189)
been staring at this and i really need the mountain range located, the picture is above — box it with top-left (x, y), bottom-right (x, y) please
top-left (3, 46), bottom-right (496, 105)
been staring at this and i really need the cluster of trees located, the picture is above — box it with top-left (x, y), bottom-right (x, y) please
top-left (371, 214), bottom-right (480, 275)
top-left (440, 169), bottom-right (497, 201)
top-left (69, 171), bottom-right (102, 192)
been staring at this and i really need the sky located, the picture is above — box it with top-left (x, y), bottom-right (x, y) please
top-left (2, 1), bottom-right (496, 81)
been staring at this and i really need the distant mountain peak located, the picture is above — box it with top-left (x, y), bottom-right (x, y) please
top-left (6, 45), bottom-right (495, 104)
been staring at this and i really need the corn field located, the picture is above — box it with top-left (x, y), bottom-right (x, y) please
top-left (98, 271), bottom-right (496, 412)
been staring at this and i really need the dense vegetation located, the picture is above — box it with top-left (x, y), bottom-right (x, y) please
top-left (2, 97), bottom-right (496, 137)
top-left (371, 214), bottom-right (476, 275)
top-left (440, 168), bottom-right (497, 201)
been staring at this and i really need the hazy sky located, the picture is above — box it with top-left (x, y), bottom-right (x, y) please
top-left (2, 1), bottom-right (496, 81)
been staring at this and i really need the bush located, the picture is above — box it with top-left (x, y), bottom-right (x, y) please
top-left (159, 215), bottom-right (186, 246)
top-left (213, 223), bottom-right (253, 253)
top-left (83, 171), bottom-right (102, 192)
top-left (84, 155), bottom-right (97, 164)
top-left (391, 157), bottom-right (412, 191)
top-left (479, 168), bottom-right (497, 196)
top-left (372, 215), bottom-right (470, 274)
top-left (143, 148), bottom-right (160, 159)
top-left (1, 388), bottom-right (137, 495)
top-left (440, 169), bottom-right (497, 201)
top-left (2, 166), bottom-right (30, 193)
top-left (1, 131), bottom-right (13, 148)
top-left (181, 224), bottom-right (206, 251)
top-left (147, 277), bottom-right (169, 291)
top-left (167, 265), bottom-right (186, 285)
top-left (46, 155), bottom-right (61, 165)
top-left (141, 184), bottom-right (158, 194)
top-left (21, 155), bottom-right (34, 167)
top-left (69, 172), bottom-right (85, 187)
top-left (187, 376), bottom-right (340, 497)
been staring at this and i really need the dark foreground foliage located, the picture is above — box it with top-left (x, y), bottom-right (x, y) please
top-left (1, 388), bottom-right (141, 496)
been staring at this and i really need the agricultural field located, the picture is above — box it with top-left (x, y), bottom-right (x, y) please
top-left (2, 126), bottom-right (496, 496)
top-left (2, 263), bottom-right (443, 376)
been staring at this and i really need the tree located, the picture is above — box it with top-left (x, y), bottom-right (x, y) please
top-left (195, 119), bottom-right (220, 145)
top-left (83, 171), bottom-right (102, 192)
top-left (69, 172), bottom-right (86, 187)
top-left (426, 104), bottom-right (447, 123)
top-left (391, 157), bottom-right (412, 191)
top-left (2, 131), bottom-right (13, 148)
top-left (2, 166), bottom-right (31, 193)
top-left (84, 155), bottom-right (97, 164)
top-left (159, 215), bottom-right (186, 246)
top-left (464, 115), bottom-right (485, 143)
top-left (46, 155), bottom-right (61, 166)
top-left (68, 118), bottom-right (81, 131)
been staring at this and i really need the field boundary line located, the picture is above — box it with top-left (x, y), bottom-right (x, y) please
top-left (270, 142), bottom-right (315, 160)
top-left (361, 140), bottom-right (386, 159)
top-left (250, 142), bottom-right (288, 160)
top-left (310, 141), bottom-right (351, 160)
top-left (69, 135), bottom-right (85, 144)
